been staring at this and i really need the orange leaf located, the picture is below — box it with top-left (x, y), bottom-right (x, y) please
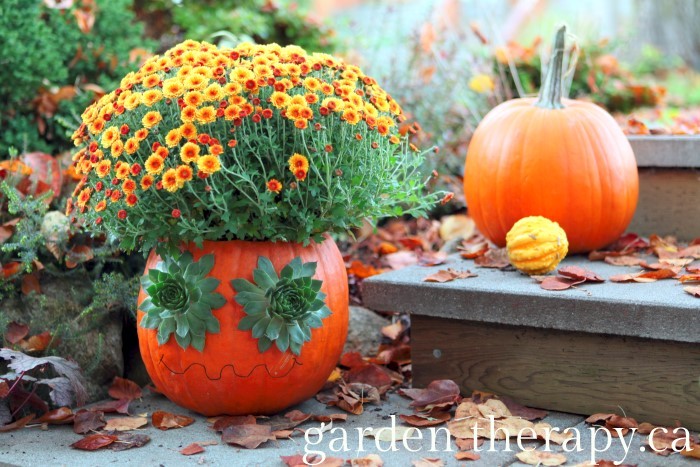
top-left (108, 376), bottom-right (142, 401)
top-left (73, 8), bottom-right (95, 34)
top-left (70, 434), bottom-right (117, 451)
top-left (2, 262), bottom-right (22, 278)
top-left (347, 260), bottom-right (381, 279)
top-left (21, 273), bottom-right (41, 295)
top-left (152, 410), bottom-right (194, 430)
top-left (37, 407), bottom-right (74, 424)
top-left (4, 321), bottom-right (29, 344)
top-left (423, 268), bottom-right (476, 283)
top-left (180, 443), bottom-right (205, 456)
top-left (20, 331), bottom-right (54, 352)
top-left (684, 286), bottom-right (700, 298)
top-left (454, 451), bottom-right (481, 461)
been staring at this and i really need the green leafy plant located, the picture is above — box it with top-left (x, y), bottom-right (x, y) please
top-left (139, 252), bottom-right (225, 351)
top-left (232, 256), bottom-right (330, 355)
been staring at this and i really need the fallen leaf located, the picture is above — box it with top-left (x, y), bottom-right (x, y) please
top-left (21, 273), bottom-right (41, 295)
top-left (455, 437), bottom-right (484, 451)
top-left (281, 453), bottom-right (344, 467)
top-left (108, 433), bottom-right (150, 451)
top-left (212, 415), bottom-right (257, 431)
top-left (4, 322), bottom-right (29, 344)
top-left (640, 262), bottom-right (682, 274)
top-left (498, 397), bottom-right (548, 421)
top-left (558, 266), bottom-right (605, 282)
top-left (684, 286), bottom-right (700, 297)
top-left (458, 237), bottom-right (489, 259)
top-left (345, 364), bottom-right (393, 393)
top-left (0, 414), bottom-right (35, 432)
top-left (399, 410), bottom-right (451, 427)
top-left (417, 251), bottom-right (448, 267)
top-left (681, 444), bottom-right (700, 459)
top-left (347, 260), bottom-right (382, 279)
top-left (454, 451), bottom-right (481, 461)
top-left (20, 331), bottom-right (54, 352)
top-left (534, 422), bottom-right (573, 445)
top-left (88, 398), bottom-right (131, 415)
top-left (108, 377), bottom-right (142, 401)
top-left (180, 443), bottom-right (205, 455)
top-left (222, 423), bottom-right (275, 449)
top-left (679, 245), bottom-right (700, 258)
top-left (540, 276), bottom-right (584, 291)
top-left (610, 269), bottom-right (677, 283)
top-left (474, 248), bottom-right (510, 268)
top-left (477, 399), bottom-right (511, 418)
top-left (381, 322), bottom-right (404, 340)
top-left (70, 434), bottom-right (118, 451)
top-left (412, 457), bottom-right (445, 467)
top-left (423, 268), bottom-right (476, 283)
top-left (73, 410), bottom-right (106, 434)
top-left (399, 380), bottom-right (461, 411)
top-left (438, 214), bottom-right (475, 241)
top-left (313, 413), bottom-right (348, 423)
top-left (350, 454), bottom-right (384, 466)
top-left (36, 407), bottom-right (73, 425)
top-left (637, 422), bottom-right (655, 434)
top-left (103, 416), bottom-right (147, 432)
top-left (603, 255), bottom-right (646, 267)
top-left (384, 251), bottom-right (418, 270)
top-left (151, 411), bottom-right (194, 430)
top-left (516, 450), bottom-right (567, 465)
top-left (340, 352), bottom-right (367, 369)
top-left (687, 262), bottom-right (700, 273)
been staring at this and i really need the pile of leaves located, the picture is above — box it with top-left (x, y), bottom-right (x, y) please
top-left (617, 107), bottom-right (700, 135)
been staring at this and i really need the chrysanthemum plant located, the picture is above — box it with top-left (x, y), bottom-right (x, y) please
top-left (67, 40), bottom-right (443, 352)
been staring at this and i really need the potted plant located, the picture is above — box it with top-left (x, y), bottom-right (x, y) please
top-left (66, 39), bottom-right (441, 415)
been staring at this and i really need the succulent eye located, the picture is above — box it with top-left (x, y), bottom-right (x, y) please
top-left (139, 251), bottom-right (226, 351)
top-left (231, 256), bottom-right (331, 355)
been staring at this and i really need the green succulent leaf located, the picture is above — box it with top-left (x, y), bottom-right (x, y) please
top-left (231, 255), bottom-right (333, 356)
top-left (139, 251), bottom-right (226, 351)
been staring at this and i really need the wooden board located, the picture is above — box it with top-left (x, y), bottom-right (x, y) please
top-left (412, 315), bottom-right (700, 430)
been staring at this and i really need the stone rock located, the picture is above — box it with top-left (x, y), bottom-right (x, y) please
top-left (1, 273), bottom-right (125, 403)
top-left (342, 306), bottom-right (389, 357)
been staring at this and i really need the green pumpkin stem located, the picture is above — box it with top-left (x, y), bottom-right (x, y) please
top-left (535, 25), bottom-right (567, 109)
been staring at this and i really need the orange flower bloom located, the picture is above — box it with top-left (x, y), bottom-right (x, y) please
top-left (197, 155), bottom-right (221, 174)
top-left (196, 106), bottom-right (216, 124)
top-left (184, 91), bottom-right (204, 107)
top-left (122, 179), bottom-right (137, 194)
top-left (125, 193), bottom-right (139, 207)
top-left (181, 106), bottom-right (197, 122)
top-left (179, 122), bottom-right (197, 139)
top-left (145, 154), bottom-right (165, 175)
top-left (161, 168), bottom-right (180, 192)
top-left (76, 187), bottom-right (92, 207)
top-left (288, 153), bottom-right (309, 173)
top-left (165, 128), bottom-right (182, 147)
top-left (140, 174), bottom-right (154, 190)
top-left (294, 169), bottom-right (307, 181)
top-left (180, 142), bottom-right (200, 163)
top-left (134, 128), bottom-right (149, 141)
top-left (94, 200), bottom-right (107, 212)
top-left (142, 111), bottom-right (162, 129)
top-left (266, 178), bottom-right (282, 193)
top-left (95, 160), bottom-right (111, 178)
top-left (124, 138), bottom-right (139, 155)
top-left (176, 165), bottom-right (194, 184)
top-left (111, 140), bottom-right (125, 158)
top-left (115, 164), bottom-right (130, 180)
top-left (294, 119), bottom-right (308, 130)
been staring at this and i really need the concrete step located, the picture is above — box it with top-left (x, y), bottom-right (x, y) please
top-left (362, 255), bottom-right (700, 430)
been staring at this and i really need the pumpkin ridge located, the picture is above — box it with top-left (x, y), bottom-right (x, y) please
top-left (157, 353), bottom-right (303, 380)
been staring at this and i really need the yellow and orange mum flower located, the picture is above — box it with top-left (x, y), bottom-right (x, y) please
top-left (288, 153), bottom-right (309, 173)
top-left (76, 187), bottom-right (92, 208)
top-left (124, 138), bottom-right (140, 155)
top-left (95, 160), bottom-right (111, 178)
top-left (175, 165), bottom-right (194, 184)
top-left (165, 128), bottom-right (182, 147)
top-left (140, 174), bottom-right (154, 190)
top-left (196, 106), bottom-right (217, 124)
top-left (184, 73), bottom-right (207, 90)
top-left (342, 108), bottom-right (361, 125)
top-left (294, 119), bottom-right (308, 130)
top-left (111, 140), bottom-right (125, 158)
top-left (122, 179), bottom-right (137, 194)
top-left (161, 168), bottom-right (180, 192)
top-left (204, 83), bottom-right (223, 101)
top-left (142, 89), bottom-right (163, 106)
top-left (88, 118), bottom-right (106, 135)
top-left (123, 94), bottom-right (141, 110)
top-left (94, 200), bottom-right (107, 212)
top-left (180, 106), bottom-right (197, 123)
top-left (179, 122), bottom-right (197, 140)
top-left (183, 91), bottom-right (204, 107)
top-left (145, 154), bottom-right (165, 175)
top-left (266, 178), bottom-right (282, 194)
top-left (134, 128), bottom-right (149, 141)
top-left (142, 111), bottom-right (162, 129)
top-left (270, 91), bottom-right (290, 109)
top-left (162, 78), bottom-right (185, 98)
top-left (125, 193), bottom-right (139, 207)
top-left (142, 74), bottom-right (160, 88)
top-left (294, 169), bottom-right (308, 181)
top-left (100, 126), bottom-right (119, 148)
top-left (180, 142), bottom-right (200, 163)
top-left (197, 154), bottom-right (221, 174)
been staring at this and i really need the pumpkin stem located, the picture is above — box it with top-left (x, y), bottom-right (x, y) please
top-left (535, 25), bottom-right (567, 109)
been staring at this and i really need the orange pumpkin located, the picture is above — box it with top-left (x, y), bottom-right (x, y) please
top-left (137, 236), bottom-right (349, 416)
top-left (464, 26), bottom-right (638, 253)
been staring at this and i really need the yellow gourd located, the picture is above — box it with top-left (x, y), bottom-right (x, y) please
top-left (506, 216), bottom-right (569, 275)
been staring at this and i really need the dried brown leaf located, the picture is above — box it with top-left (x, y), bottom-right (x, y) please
top-left (180, 443), bottom-right (205, 456)
top-left (73, 410), bottom-right (105, 434)
top-left (108, 377), bottom-right (142, 401)
top-left (222, 424), bottom-right (275, 449)
top-left (516, 450), bottom-right (567, 465)
top-left (684, 286), bottom-right (700, 297)
top-left (454, 451), bottom-right (481, 461)
top-left (399, 379), bottom-right (461, 410)
top-left (151, 411), bottom-right (194, 430)
top-left (558, 266), bottom-right (605, 282)
top-left (474, 248), bottom-right (510, 269)
top-left (4, 322), bottom-right (29, 344)
top-left (540, 276), bottom-right (583, 291)
top-left (423, 268), bottom-right (476, 283)
top-left (103, 416), bottom-right (147, 432)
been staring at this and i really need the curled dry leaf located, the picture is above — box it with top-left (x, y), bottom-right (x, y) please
top-left (516, 450), bottom-right (567, 465)
top-left (455, 437), bottom-right (484, 451)
top-left (417, 251), bottom-right (448, 267)
top-left (103, 416), bottom-right (147, 432)
top-left (19, 331), bottom-right (54, 352)
top-left (211, 415), bottom-right (257, 431)
top-left (684, 286), bottom-right (700, 298)
top-left (347, 260), bottom-right (381, 279)
top-left (458, 240), bottom-right (489, 259)
top-left (281, 453), bottom-right (344, 467)
top-left (222, 423), bottom-right (275, 449)
top-left (687, 262), bottom-right (700, 273)
top-left (423, 268), bottom-right (476, 283)
top-left (70, 434), bottom-right (118, 451)
top-left (180, 443), bottom-right (205, 456)
top-left (73, 410), bottom-right (106, 434)
top-left (438, 215), bottom-right (475, 242)
top-left (610, 268), bottom-right (677, 283)
top-left (474, 248), bottom-right (510, 269)
top-left (4, 321), bottom-right (29, 344)
top-left (21, 273), bottom-right (41, 296)
top-left (534, 422), bottom-right (573, 445)
top-left (151, 410), bottom-right (194, 430)
top-left (0, 414), bottom-right (35, 433)
top-left (345, 364), bottom-right (393, 394)
top-left (498, 397), bottom-right (548, 421)
top-left (108, 377), bottom-right (142, 401)
top-left (558, 266), bottom-right (605, 282)
top-left (349, 453), bottom-right (384, 466)
top-left (399, 379), bottom-right (461, 411)
top-left (540, 276), bottom-right (583, 291)
top-left (681, 443), bottom-right (700, 459)
top-left (88, 398), bottom-right (131, 415)
top-left (399, 410), bottom-right (451, 427)
top-left (603, 255), bottom-right (646, 267)
top-left (36, 407), bottom-right (73, 425)
top-left (454, 451), bottom-right (481, 461)
top-left (477, 399), bottom-right (511, 419)
top-left (109, 433), bottom-right (150, 451)
top-left (381, 322), bottom-right (404, 340)
top-left (678, 274), bottom-right (700, 283)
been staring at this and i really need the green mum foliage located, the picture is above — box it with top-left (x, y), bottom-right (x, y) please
top-left (139, 252), bottom-right (226, 351)
top-left (232, 257), bottom-right (331, 356)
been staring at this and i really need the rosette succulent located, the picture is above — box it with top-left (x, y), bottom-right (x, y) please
top-left (139, 252), bottom-right (226, 351)
top-left (232, 256), bottom-right (331, 355)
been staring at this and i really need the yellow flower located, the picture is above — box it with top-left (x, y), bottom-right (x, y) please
top-left (165, 128), bottom-right (182, 147)
top-left (179, 122), bottom-right (198, 140)
top-left (223, 82), bottom-right (242, 96)
top-left (180, 142), bottom-right (200, 163)
top-left (342, 108), bottom-right (361, 125)
top-left (124, 138), bottom-right (139, 155)
top-left (184, 73), bottom-right (207, 90)
top-left (231, 67), bottom-right (254, 83)
top-left (303, 77), bottom-right (321, 92)
top-left (145, 154), bottom-right (165, 175)
top-left (123, 93), bottom-right (141, 110)
top-left (203, 83), bottom-right (224, 102)
top-left (100, 126), bottom-right (119, 148)
top-left (142, 89), bottom-right (163, 106)
top-left (196, 106), bottom-right (217, 124)
top-left (162, 78), bottom-right (185, 98)
top-left (181, 106), bottom-right (197, 123)
top-left (176, 164), bottom-right (194, 184)
top-left (161, 168), bottom-right (180, 192)
top-left (288, 153), bottom-right (309, 173)
top-left (197, 154), bottom-right (221, 174)
top-left (270, 91), bottom-right (291, 109)
top-left (142, 111), bottom-right (163, 128)
top-left (95, 160), bottom-right (111, 178)
top-left (142, 74), bottom-right (160, 88)
top-left (134, 128), bottom-right (149, 141)
top-left (140, 174), bottom-right (154, 190)
top-left (111, 140), bottom-right (125, 158)
top-left (468, 74), bottom-right (495, 94)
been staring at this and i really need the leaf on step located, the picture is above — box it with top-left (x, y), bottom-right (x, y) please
top-left (109, 433), bottom-right (150, 451)
top-left (222, 423), bottom-right (275, 449)
top-left (516, 450), bottom-right (567, 465)
top-left (103, 416), bottom-right (147, 431)
top-left (73, 410), bottom-right (106, 434)
top-left (399, 379), bottom-right (461, 411)
top-left (540, 276), bottom-right (584, 291)
top-left (684, 286), bottom-right (700, 297)
top-left (423, 268), bottom-right (476, 283)
top-left (108, 377), bottom-right (142, 402)
top-left (70, 433), bottom-right (118, 451)
top-left (454, 451), bottom-right (481, 461)
top-left (152, 410), bottom-right (194, 430)
top-left (4, 321), bottom-right (29, 344)
top-left (180, 443), bottom-right (205, 456)
top-left (558, 266), bottom-right (605, 282)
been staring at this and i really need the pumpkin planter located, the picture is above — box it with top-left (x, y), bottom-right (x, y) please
top-left (464, 25), bottom-right (639, 253)
top-left (137, 236), bottom-right (349, 416)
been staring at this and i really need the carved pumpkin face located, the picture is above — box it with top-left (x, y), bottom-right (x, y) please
top-left (136, 237), bottom-right (349, 416)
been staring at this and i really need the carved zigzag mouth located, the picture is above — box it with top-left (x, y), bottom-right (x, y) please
top-left (157, 354), bottom-right (302, 380)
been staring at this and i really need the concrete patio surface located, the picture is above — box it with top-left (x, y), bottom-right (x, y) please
top-left (2, 389), bottom-right (698, 466)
